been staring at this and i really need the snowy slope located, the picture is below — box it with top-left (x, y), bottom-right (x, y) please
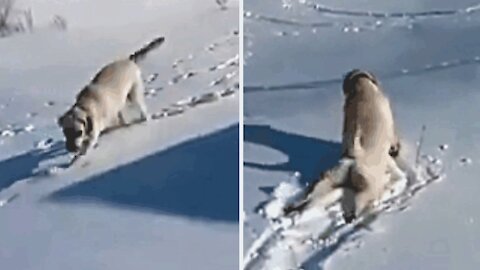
top-left (244, 0), bottom-right (480, 269)
top-left (0, 0), bottom-right (239, 269)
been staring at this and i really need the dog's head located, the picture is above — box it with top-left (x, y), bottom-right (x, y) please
top-left (342, 69), bottom-right (379, 96)
top-left (57, 106), bottom-right (92, 153)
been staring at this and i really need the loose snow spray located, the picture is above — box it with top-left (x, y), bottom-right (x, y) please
top-left (260, 172), bottom-right (304, 220)
top-left (244, 171), bottom-right (346, 270)
top-left (244, 141), bottom-right (444, 270)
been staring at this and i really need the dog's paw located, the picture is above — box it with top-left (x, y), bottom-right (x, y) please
top-left (140, 114), bottom-right (150, 123)
top-left (389, 142), bottom-right (401, 158)
top-left (343, 211), bottom-right (356, 224)
top-left (78, 143), bottom-right (90, 156)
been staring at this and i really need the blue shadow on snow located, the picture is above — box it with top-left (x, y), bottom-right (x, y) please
top-left (244, 124), bottom-right (341, 186)
top-left (0, 141), bottom-right (65, 191)
top-left (48, 125), bottom-right (239, 223)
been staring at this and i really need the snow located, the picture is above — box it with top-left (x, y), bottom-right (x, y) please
top-left (0, 0), bottom-right (239, 269)
top-left (244, 0), bottom-right (480, 269)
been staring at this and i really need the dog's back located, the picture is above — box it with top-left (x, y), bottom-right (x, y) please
top-left (342, 70), bottom-right (399, 218)
top-left (91, 60), bottom-right (139, 95)
top-left (87, 36), bottom-right (166, 106)
top-left (342, 70), bottom-right (396, 161)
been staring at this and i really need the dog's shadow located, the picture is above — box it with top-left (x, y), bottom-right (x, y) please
top-left (47, 125), bottom-right (239, 223)
top-left (0, 141), bottom-right (66, 192)
top-left (0, 120), bottom-right (147, 192)
top-left (244, 124), bottom-right (341, 187)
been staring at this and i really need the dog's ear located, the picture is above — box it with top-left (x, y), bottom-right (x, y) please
top-left (365, 71), bottom-right (379, 86)
top-left (85, 115), bottom-right (93, 134)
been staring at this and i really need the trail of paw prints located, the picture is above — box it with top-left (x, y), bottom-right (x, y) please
top-left (302, 1), bottom-right (480, 19)
top-left (210, 70), bottom-right (238, 87)
top-left (141, 72), bottom-right (164, 98)
top-left (209, 54), bottom-right (240, 72)
top-left (142, 31), bottom-right (238, 92)
top-left (245, 9), bottom-right (435, 38)
top-left (0, 96), bottom-right (70, 145)
top-left (143, 86), bottom-right (164, 99)
top-left (145, 68), bottom-right (231, 98)
top-left (395, 56), bottom-right (480, 76)
top-left (245, 55), bottom-right (480, 93)
top-left (0, 124), bottom-right (36, 141)
top-left (168, 70), bottom-right (198, 85)
top-left (143, 54), bottom-right (238, 98)
top-left (246, 0), bottom-right (480, 38)
top-left (204, 29), bottom-right (239, 53)
top-left (171, 29), bottom-right (238, 71)
top-left (167, 30), bottom-right (239, 86)
top-left (0, 98), bottom-right (58, 170)
top-left (168, 54), bottom-right (239, 86)
top-left (245, 8), bottom-right (413, 37)
top-left (151, 83), bottom-right (238, 120)
top-left (0, 100), bottom-right (42, 141)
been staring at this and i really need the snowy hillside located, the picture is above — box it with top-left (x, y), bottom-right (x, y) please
top-left (0, 0), bottom-right (239, 269)
top-left (244, 0), bottom-right (480, 269)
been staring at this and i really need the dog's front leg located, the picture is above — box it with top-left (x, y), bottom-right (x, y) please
top-left (69, 132), bottom-right (98, 166)
top-left (87, 131), bottom-right (100, 151)
top-left (79, 127), bottom-right (100, 156)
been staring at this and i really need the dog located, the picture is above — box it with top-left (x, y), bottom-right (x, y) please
top-left (340, 69), bottom-right (402, 220)
top-left (58, 36), bottom-right (165, 157)
top-left (285, 70), bottom-right (403, 222)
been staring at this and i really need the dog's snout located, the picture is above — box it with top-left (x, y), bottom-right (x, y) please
top-left (66, 141), bottom-right (78, 152)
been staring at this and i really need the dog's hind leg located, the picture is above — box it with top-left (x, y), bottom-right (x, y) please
top-left (284, 178), bottom-right (336, 215)
top-left (128, 78), bottom-right (149, 122)
top-left (348, 186), bottom-right (376, 222)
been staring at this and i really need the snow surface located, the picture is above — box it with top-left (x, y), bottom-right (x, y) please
top-left (0, 0), bottom-right (239, 269)
top-left (244, 0), bottom-right (480, 269)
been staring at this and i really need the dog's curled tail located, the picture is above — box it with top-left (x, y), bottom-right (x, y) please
top-left (129, 36), bottom-right (165, 63)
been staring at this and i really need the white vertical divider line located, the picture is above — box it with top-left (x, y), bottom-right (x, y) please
top-left (239, 0), bottom-right (245, 268)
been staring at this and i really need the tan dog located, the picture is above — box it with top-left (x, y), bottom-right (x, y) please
top-left (285, 70), bottom-right (402, 222)
top-left (341, 69), bottom-right (402, 220)
top-left (58, 36), bottom-right (165, 157)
